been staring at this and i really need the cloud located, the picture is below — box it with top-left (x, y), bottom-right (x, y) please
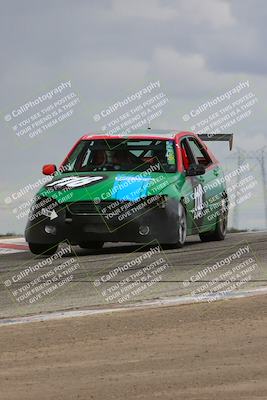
top-left (174, 0), bottom-right (235, 28)
top-left (69, 57), bottom-right (149, 98)
top-left (111, 0), bottom-right (179, 20)
top-left (150, 47), bottom-right (231, 97)
top-left (0, 0), bottom-right (266, 232)
top-left (111, 0), bottom-right (235, 27)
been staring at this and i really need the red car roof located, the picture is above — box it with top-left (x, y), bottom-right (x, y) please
top-left (80, 130), bottom-right (196, 141)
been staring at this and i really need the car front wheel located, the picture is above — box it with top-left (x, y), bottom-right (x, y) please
top-left (177, 202), bottom-right (187, 248)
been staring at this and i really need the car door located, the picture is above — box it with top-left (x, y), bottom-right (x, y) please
top-left (179, 137), bottom-right (205, 234)
top-left (186, 136), bottom-right (222, 233)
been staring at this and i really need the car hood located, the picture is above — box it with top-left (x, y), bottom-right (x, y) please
top-left (37, 171), bottom-right (182, 203)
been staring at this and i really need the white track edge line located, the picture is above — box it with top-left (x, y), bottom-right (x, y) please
top-left (1, 286), bottom-right (267, 327)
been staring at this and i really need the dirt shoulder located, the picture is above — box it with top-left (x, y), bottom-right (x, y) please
top-left (1, 295), bottom-right (267, 400)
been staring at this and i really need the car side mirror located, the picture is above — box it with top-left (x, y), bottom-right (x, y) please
top-left (186, 164), bottom-right (205, 176)
top-left (42, 164), bottom-right (57, 175)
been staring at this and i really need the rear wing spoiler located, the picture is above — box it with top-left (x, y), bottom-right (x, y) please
top-left (198, 133), bottom-right (233, 151)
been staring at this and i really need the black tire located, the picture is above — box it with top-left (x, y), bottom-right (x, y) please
top-left (177, 202), bottom-right (187, 248)
top-left (167, 202), bottom-right (187, 249)
top-left (79, 241), bottom-right (104, 250)
top-left (199, 195), bottom-right (228, 242)
top-left (29, 243), bottom-right (58, 255)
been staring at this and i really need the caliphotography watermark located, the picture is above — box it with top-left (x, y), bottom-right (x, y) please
top-left (1, 243), bottom-right (82, 306)
top-left (3, 80), bottom-right (81, 141)
top-left (183, 162), bottom-right (258, 227)
top-left (182, 81), bottom-right (258, 137)
top-left (92, 80), bottom-right (169, 137)
top-left (3, 164), bottom-right (72, 222)
top-left (86, 161), bottom-right (171, 232)
top-left (183, 243), bottom-right (262, 302)
top-left (93, 242), bottom-right (172, 304)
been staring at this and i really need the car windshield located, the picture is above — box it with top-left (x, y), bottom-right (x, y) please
top-left (62, 139), bottom-right (177, 172)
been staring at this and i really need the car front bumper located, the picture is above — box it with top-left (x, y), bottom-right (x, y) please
top-left (25, 198), bottom-right (179, 245)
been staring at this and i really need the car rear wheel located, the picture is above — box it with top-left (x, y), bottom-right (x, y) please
top-left (79, 241), bottom-right (104, 250)
top-left (199, 195), bottom-right (228, 242)
top-left (28, 243), bottom-right (58, 255)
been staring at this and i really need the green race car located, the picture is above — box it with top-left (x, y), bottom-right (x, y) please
top-left (25, 130), bottom-right (233, 255)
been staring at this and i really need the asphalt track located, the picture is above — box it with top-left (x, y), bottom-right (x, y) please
top-left (0, 232), bottom-right (267, 321)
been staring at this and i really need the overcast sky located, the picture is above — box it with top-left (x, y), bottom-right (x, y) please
top-left (0, 0), bottom-right (266, 233)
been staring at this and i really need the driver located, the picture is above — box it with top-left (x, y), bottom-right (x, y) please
top-left (91, 149), bottom-right (107, 167)
top-left (112, 149), bottom-right (131, 166)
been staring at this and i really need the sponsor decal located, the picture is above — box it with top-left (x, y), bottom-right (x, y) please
top-left (112, 175), bottom-right (151, 201)
top-left (193, 183), bottom-right (204, 219)
top-left (45, 176), bottom-right (105, 191)
top-left (166, 141), bottom-right (175, 165)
